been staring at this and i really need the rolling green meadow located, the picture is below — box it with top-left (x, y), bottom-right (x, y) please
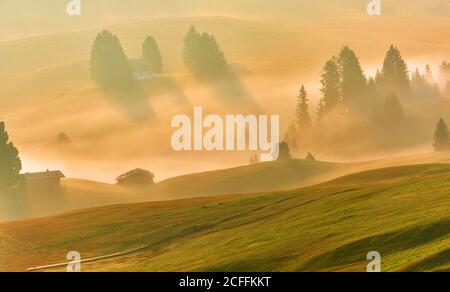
top-left (1, 164), bottom-right (449, 272)
top-left (1, 0), bottom-right (450, 272)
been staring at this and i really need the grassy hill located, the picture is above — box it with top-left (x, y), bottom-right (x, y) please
top-left (1, 163), bottom-right (449, 272)
top-left (1, 152), bottom-right (449, 221)
top-left (150, 159), bottom-right (343, 198)
top-left (150, 152), bottom-right (450, 199)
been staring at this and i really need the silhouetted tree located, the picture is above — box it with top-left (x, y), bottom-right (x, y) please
top-left (143, 36), bottom-right (162, 74)
top-left (183, 26), bottom-right (228, 80)
top-left (378, 45), bottom-right (410, 97)
top-left (90, 30), bottom-right (132, 89)
top-left (338, 46), bottom-right (367, 111)
top-left (296, 85), bottom-right (312, 130)
top-left (0, 122), bottom-right (22, 190)
top-left (183, 26), bottom-right (200, 74)
top-left (318, 57), bottom-right (341, 119)
top-left (433, 118), bottom-right (450, 152)
top-left (433, 119), bottom-right (450, 152)
top-left (278, 142), bottom-right (292, 160)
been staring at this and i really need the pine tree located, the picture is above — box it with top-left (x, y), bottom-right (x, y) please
top-left (0, 122), bottom-right (22, 190)
top-left (379, 45), bottom-right (410, 96)
top-left (143, 36), bottom-right (162, 74)
top-left (296, 85), bottom-right (312, 130)
top-left (183, 26), bottom-right (200, 73)
top-left (433, 118), bottom-right (450, 152)
top-left (318, 58), bottom-right (341, 119)
top-left (89, 30), bottom-right (132, 89)
top-left (182, 26), bottom-right (228, 79)
top-left (338, 46), bottom-right (367, 110)
top-left (278, 142), bottom-right (292, 160)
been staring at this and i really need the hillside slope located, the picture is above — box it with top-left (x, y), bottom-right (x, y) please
top-left (150, 159), bottom-right (343, 198)
top-left (1, 164), bottom-right (449, 272)
top-left (3, 152), bottom-right (450, 221)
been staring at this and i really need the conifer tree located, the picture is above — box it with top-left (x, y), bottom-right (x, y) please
top-left (90, 30), bottom-right (132, 89)
top-left (433, 118), bottom-right (450, 152)
top-left (143, 36), bottom-right (162, 74)
top-left (318, 58), bottom-right (341, 119)
top-left (183, 26), bottom-right (228, 79)
top-left (296, 85), bottom-right (312, 130)
top-left (379, 45), bottom-right (410, 96)
top-left (0, 122), bottom-right (22, 190)
top-left (338, 46), bottom-right (367, 110)
top-left (278, 142), bottom-right (292, 160)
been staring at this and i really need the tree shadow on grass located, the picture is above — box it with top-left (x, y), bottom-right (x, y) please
top-left (104, 82), bottom-right (156, 123)
top-left (209, 72), bottom-right (260, 114)
top-left (142, 76), bottom-right (191, 106)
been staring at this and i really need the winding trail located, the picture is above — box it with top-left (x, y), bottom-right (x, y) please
top-left (26, 245), bottom-right (149, 272)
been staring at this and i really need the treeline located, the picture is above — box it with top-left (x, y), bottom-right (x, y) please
top-left (286, 45), bottom-right (450, 156)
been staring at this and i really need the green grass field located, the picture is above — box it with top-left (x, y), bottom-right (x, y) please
top-left (1, 152), bottom-right (447, 221)
top-left (1, 163), bottom-right (449, 272)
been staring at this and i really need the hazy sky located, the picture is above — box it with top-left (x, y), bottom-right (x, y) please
top-left (1, 0), bottom-right (449, 40)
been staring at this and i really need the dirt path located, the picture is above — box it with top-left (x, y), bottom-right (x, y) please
top-left (26, 245), bottom-right (149, 272)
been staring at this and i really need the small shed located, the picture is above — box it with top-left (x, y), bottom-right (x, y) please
top-left (22, 170), bottom-right (65, 193)
top-left (116, 168), bottom-right (155, 186)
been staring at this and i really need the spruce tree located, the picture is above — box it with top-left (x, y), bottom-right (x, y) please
top-left (379, 45), bottom-right (410, 96)
top-left (338, 46), bottom-right (367, 110)
top-left (318, 57), bottom-right (341, 119)
top-left (183, 26), bottom-right (228, 79)
top-left (183, 26), bottom-right (200, 74)
top-left (433, 118), bottom-right (450, 152)
top-left (296, 85), bottom-right (312, 130)
top-left (143, 36), bottom-right (162, 74)
top-left (278, 142), bottom-right (292, 160)
top-left (0, 122), bottom-right (22, 190)
top-left (90, 30), bottom-right (132, 89)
